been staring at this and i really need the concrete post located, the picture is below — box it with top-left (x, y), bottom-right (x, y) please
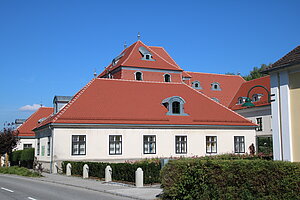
top-left (135, 167), bottom-right (143, 187)
top-left (83, 164), bottom-right (89, 179)
top-left (105, 165), bottom-right (112, 182)
top-left (66, 163), bottom-right (72, 176)
top-left (53, 162), bottom-right (58, 174)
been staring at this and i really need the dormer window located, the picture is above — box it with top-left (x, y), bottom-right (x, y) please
top-left (211, 82), bottom-right (221, 91)
top-left (237, 97), bottom-right (246, 105)
top-left (135, 72), bottom-right (143, 81)
top-left (252, 94), bottom-right (263, 102)
top-left (162, 96), bottom-right (188, 116)
top-left (139, 46), bottom-right (155, 61)
top-left (192, 81), bottom-right (202, 89)
top-left (164, 74), bottom-right (171, 82)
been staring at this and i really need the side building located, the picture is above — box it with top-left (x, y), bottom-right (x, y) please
top-left (264, 45), bottom-right (300, 162)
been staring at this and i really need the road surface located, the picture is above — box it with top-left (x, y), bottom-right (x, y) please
top-left (0, 174), bottom-right (133, 200)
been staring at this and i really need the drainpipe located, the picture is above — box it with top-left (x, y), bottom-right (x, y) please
top-left (277, 72), bottom-right (284, 161)
top-left (49, 125), bottom-right (54, 173)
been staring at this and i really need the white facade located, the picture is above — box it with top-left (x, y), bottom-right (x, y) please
top-left (269, 65), bottom-right (300, 162)
top-left (35, 126), bottom-right (256, 172)
top-left (15, 138), bottom-right (36, 151)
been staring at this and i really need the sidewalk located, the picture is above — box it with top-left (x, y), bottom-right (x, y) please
top-left (39, 173), bottom-right (162, 200)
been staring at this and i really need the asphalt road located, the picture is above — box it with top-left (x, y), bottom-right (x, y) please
top-left (0, 174), bottom-right (133, 200)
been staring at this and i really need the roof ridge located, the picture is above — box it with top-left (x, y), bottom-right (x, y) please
top-left (52, 78), bottom-right (96, 123)
top-left (121, 41), bottom-right (140, 65)
top-left (244, 75), bottom-right (270, 83)
top-left (183, 84), bottom-right (255, 125)
top-left (148, 45), bottom-right (182, 70)
top-left (97, 77), bottom-right (184, 85)
top-left (186, 71), bottom-right (244, 78)
top-left (158, 47), bottom-right (183, 70)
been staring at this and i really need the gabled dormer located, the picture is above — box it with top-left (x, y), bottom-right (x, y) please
top-left (53, 96), bottom-right (73, 114)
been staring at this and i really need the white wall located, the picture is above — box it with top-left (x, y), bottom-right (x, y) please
top-left (51, 127), bottom-right (255, 163)
top-left (15, 138), bottom-right (36, 151)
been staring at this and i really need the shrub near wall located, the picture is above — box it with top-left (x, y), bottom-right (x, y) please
top-left (10, 148), bottom-right (35, 169)
top-left (62, 160), bottom-right (161, 184)
top-left (160, 159), bottom-right (300, 200)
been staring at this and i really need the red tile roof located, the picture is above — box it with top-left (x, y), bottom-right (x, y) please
top-left (265, 45), bottom-right (300, 72)
top-left (36, 78), bottom-right (255, 128)
top-left (186, 72), bottom-right (246, 107)
top-left (99, 41), bottom-right (183, 77)
top-left (17, 107), bottom-right (53, 137)
top-left (228, 76), bottom-right (270, 110)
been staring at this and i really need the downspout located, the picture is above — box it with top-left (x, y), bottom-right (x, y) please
top-left (49, 125), bottom-right (54, 173)
top-left (277, 72), bottom-right (284, 161)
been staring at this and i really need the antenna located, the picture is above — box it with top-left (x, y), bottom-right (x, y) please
top-left (137, 32), bottom-right (141, 41)
top-left (124, 41), bottom-right (127, 49)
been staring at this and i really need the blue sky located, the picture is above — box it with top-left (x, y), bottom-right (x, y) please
top-left (0, 0), bottom-right (299, 129)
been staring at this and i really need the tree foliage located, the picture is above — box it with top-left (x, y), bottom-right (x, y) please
top-left (0, 129), bottom-right (19, 155)
top-left (225, 63), bottom-right (271, 81)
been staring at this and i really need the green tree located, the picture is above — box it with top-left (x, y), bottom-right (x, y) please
top-left (243, 64), bottom-right (271, 81)
top-left (0, 129), bottom-right (19, 167)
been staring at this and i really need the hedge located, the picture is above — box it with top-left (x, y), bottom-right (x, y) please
top-left (61, 160), bottom-right (161, 184)
top-left (10, 148), bottom-right (35, 169)
top-left (160, 159), bottom-right (300, 200)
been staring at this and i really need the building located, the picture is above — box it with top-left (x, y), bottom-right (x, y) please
top-left (229, 76), bottom-right (272, 154)
top-left (32, 40), bottom-right (257, 172)
top-left (264, 45), bottom-right (300, 162)
top-left (16, 107), bottom-right (53, 150)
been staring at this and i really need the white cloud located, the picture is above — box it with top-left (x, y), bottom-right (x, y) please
top-left (19, 104), bottom-right (42, 111)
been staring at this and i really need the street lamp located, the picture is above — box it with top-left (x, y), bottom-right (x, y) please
top-left (242, 85), bottom-right (274, 108)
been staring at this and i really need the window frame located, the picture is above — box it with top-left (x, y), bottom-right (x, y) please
top-left (211, 82), bottom-right (221, 91)
top-left (23, 144), bottom-right (32, 149)
top-left (109, 135), bottom-right (122, 155)
top-left (175, 135), bottom-right (187, 154)
top-left (143, 135), bottom-right (156, 154)
top-left (256, 117), bottom-right (263, 131)
top-left (71, 135), bottom-right (86, 156)
top-left (37, 138), bottom-right (40, 156)
top-left (135, 71), bottom-right (143, 81)
top-left (47, 136), bottom-right (51, 156)
top-left (206, 136), bottom-right (217, 154)
top-left (234, 136), bottom-right (245, 153)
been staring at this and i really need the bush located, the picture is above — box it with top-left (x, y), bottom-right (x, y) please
top-left (9, 148), bottom-right (35, 169)
top-left (160, 159), bottom-right (300, 200)
top-left (0, 166), bottom-right (40, 177)
top-left (62, 159), bottom-right (161, 184)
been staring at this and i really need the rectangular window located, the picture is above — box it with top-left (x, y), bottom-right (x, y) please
top-left (23, 144), bottom-right (32, 149)
top-left (47, 137), bottom-right (51, 156)
top-left (206, 136), bottom-right (217, 153)
top-left (234, 136), bottom-right (245, 153)
top-left (256, 117), bottom-right (263, 131)
top-left (144, 135), bottom-right (156, 154)
top-left (109, 135), bottom-right (122, 155)
top-left (37, 139), bottom-right (40, 155)
top-left (72, 135), bottom-right (86, 155)
top-left (175, 136), bottom-right (187, 154)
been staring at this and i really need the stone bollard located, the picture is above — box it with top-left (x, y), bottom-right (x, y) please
top-left (53, 162), bottom-right (58, 174)
top-left (66, 163), bottom-right (72, 176)
top-left (105, 165), bottom-right (112, 182)
top-left (135, 167), bottom-right (143, 187)
top-left (83, 164), bottom-right (89, 179)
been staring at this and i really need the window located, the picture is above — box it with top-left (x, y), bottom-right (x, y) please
top-left (206, 136), bottom-right (217, 153)
top-left (144, 135), bottom-right (156, 154)
top-left (72, 135), bottom-right (86, 155)
top-left (252, 94), bottom-right (263, 102)
top-left (162, 96), bottom-right (188, 116)
top-left (109, 135), bottom-right (122, 155)
top-left (234, 136), bottom-right (245, 153)
top-left (164, 74), bottom-right (171, 82)
top-left (172, 101), bottom-right (180, 114)
top-left (211, 82), bottom-right (221, 91)
top-left (23, 144), bottom-right (32, 149)
top-left (37, 139), bottom-right (40, 155)
top-left (139, 46), bottom-right (155, 61)
top-left (237, 97), bottom-right (245, 105)
top-left (192, 81), bottom-right (202, 89)
top-left (135, 72), bottom-right (143, 81)
top-left (47, 137), bottom-right (50, 156)
top-left (175, 136), bottom-right (187, 154)
top-left (145, 54), bottom-right (150, 60)
top-left (256, 117), bottom-right (263, 131)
